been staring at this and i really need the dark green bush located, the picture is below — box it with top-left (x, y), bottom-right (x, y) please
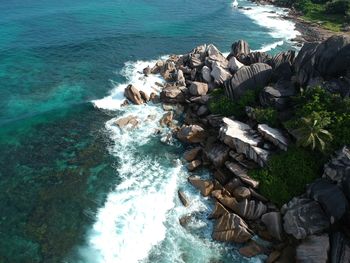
top-left (252, 107), bottom-right (279, 127)
top-left (249, 146), bottom-right (324, 207)
top-left (325, 0), bottom-right (350, 14)
top-left (208, 89), bottom-right (258, 118)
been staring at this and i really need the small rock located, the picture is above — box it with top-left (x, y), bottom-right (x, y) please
top-left (178, 190), bottom-right (190, 207)
top-left (177, 124), bottom-right (207, 144)
top-left (187, 160), bottom-right (202, 171)
top-left (239, 240), bottom-right (265, 258)
top-left (139, 90), bottom-right (150, 102)
top-left (143, 66), bottom-right (151, 76)
top-left (124, 84), bottom-right (144, 105)
top-left (115, 115), bottom-right (139, 129)
top-left (159, 111), bottom-right (173, 127)
top-left (232, 186), bottom-right (251, 201)
top-left (179, 215), bottom-right (192, 227)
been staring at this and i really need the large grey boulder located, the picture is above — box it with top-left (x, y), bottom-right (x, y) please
top-left (212, 213), bottom-right (252, 243)
top-left (206, 44), bottom-right (228, 67)
top-left (201, 66), bottom-right (213, 83)
top-left (296, 234), bottom-right (330, 263)
top-left (281, 197), bottom-right (330, 239)
top-left (228, 56), bottom-right (244, 73)
top-left (330, 232), bottom-right (350, 263)
top-left (225, 63), bottom-right (272, 100)
top-left (227, 40), bottom-right (250, 61)
top-left (234, 199), bottom-right (267, 220)
top-left (259, 80), bottom-right (296, 111)
top-left (307, 178), bottom-right (348, 223)
top-left (258, 124), bottom-right (288, 151)
top-left (206, 143), bottom-right (230, 168)
top-left (210, 62), bottom-right (232, 85)
top-left (323, 146), bottom-right (350, 185)
top-left (124, 84), bottom-right (144, 105)
top-left (294, 35), bottom-right (350, 86)
top-left (189, 81), bottom-right (209, 96)
top-left (261, 212), bottom-right (283, 241)
top-left (220, 118), bottom-right (270, 167)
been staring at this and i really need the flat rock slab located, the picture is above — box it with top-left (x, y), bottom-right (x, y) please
top-left (258, 124), bottom-right (288, 151)
top-left (225, 161), bottom-right (259, 188)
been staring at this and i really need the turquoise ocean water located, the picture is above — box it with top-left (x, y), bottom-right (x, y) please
top-left (0, 0), bottom-right (298, 262)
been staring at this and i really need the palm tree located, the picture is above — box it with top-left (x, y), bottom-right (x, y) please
top-left (292, 114), bottom-right (333, 151)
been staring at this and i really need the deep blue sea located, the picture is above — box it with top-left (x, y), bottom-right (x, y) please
top-left (0, 1), bottom-right (299, 262)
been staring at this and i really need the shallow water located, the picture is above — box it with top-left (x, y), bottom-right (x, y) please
top-left (0, 0), bottom-right (299, 262)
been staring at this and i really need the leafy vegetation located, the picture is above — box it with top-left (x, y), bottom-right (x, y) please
top-left (252, 107), bottom-right (279, 127)
top-left (249, 146), bottom-right (324, 207)
top-left (285, 86), bottom-right (350, 152)
top-left (275, 0), bottom-right (348, 31)
top-left (208, 88), bottom-right (259, 118)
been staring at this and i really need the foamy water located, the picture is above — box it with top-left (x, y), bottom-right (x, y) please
top-left (83, 1), bottom-right (299, 262)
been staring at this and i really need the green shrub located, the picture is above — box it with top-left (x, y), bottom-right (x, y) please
top-left (287, 86), bottom-right (350, 151)
top-left (249, 146), bottom-right (324, 207)
top-left (252, 107), bottom-right (279, 127)
top-left (325, 0), bottom-right (350, 15)
top-left (208, 89), bottom-right (258, 118)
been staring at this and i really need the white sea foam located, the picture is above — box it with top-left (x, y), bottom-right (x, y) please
top-left (239, 0), bottom-right (300, 52)
top-left (92, 59), bottom-right (165, 110)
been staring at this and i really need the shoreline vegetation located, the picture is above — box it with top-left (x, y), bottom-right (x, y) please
top-left (119, 30), bottom-right (350, 261)
top-left (249, 0), bottom-right (350, 41)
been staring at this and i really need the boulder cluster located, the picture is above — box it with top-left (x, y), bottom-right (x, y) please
top-left (121, 35), bottom-right (350, 262)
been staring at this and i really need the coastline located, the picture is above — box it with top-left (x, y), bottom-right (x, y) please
top-left (248, 0), bottom-right (349, 43)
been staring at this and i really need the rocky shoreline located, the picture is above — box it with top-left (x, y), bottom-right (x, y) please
top-left (248, 0), bottom-right (349, 43)
top-left (119, 34), bottom-right (350, 262)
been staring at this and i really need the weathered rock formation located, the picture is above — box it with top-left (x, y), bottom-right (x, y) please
top-left (296, 234), bottom-right (330, 263)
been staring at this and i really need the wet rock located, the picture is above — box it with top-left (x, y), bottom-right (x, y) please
top-left (307, 178), bottom-right (348, 223)
top-left (232, 186), bottom-right (251, 201)
top-left (257, 124), bottom-right (288, 151)
top-left (225, 63), bottom-right (272, 100)
top-left (296, 234), bottom-right (329, 263)
top-left (151, 60), bottom-right (164, 74)
top-left (323, 146), bottom-right (350, 186)
top-left (184, 147), bottom-right (202, 162)
top-left (143, 66), bottom-right (151, 76)
top-left (212, 213), bottom-right (252, 243)
top-left (150, 92), bottom-right (160, 103)
top-left (188, 176), bottom-right (214, 197)
top-left (209, 201), bottom-right (229, 219)
top-left (115, 115), bottom-right (139, 129)
top-left (206, 143), bottom-right (230, 168)
top-left (220, 118), bottom-right (270, 167)
top-left (234, 199), bottom-right (267, 220)
top-left (121, 99), bottom-right (130, 107)
top-left (139, 90), bottom-right (150, 102)
top-left (259, 80), bottom-right (296, 111)
top-left (179, 214), bottom-right (192, 227)
top-left (261, 212), bottom-right (283, 241)
top-left (281, 197), bottom-right (330, 239)
top-left (211, 189), bottom-right (238, 211)
top-left (225, 161), bottom-right (260, 188)
top-left (124, 84), bottom-right (144, 105)
top-left (159, 111), bottom-right (173, 127)
top-left (187, 159), bottom-right (202, 171)
top-left (178, 190), bottom-right (190, 207)
top-left (189, 81), bottom-right (209, 96)
top-left (239, 240), bottom-right (265, 258)
top-left (177, 124), bottom-right (206, 144)
top-left (201, 66), bottom-right (213, 83)
top-left (330, 232), bottom-right (350, 263)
